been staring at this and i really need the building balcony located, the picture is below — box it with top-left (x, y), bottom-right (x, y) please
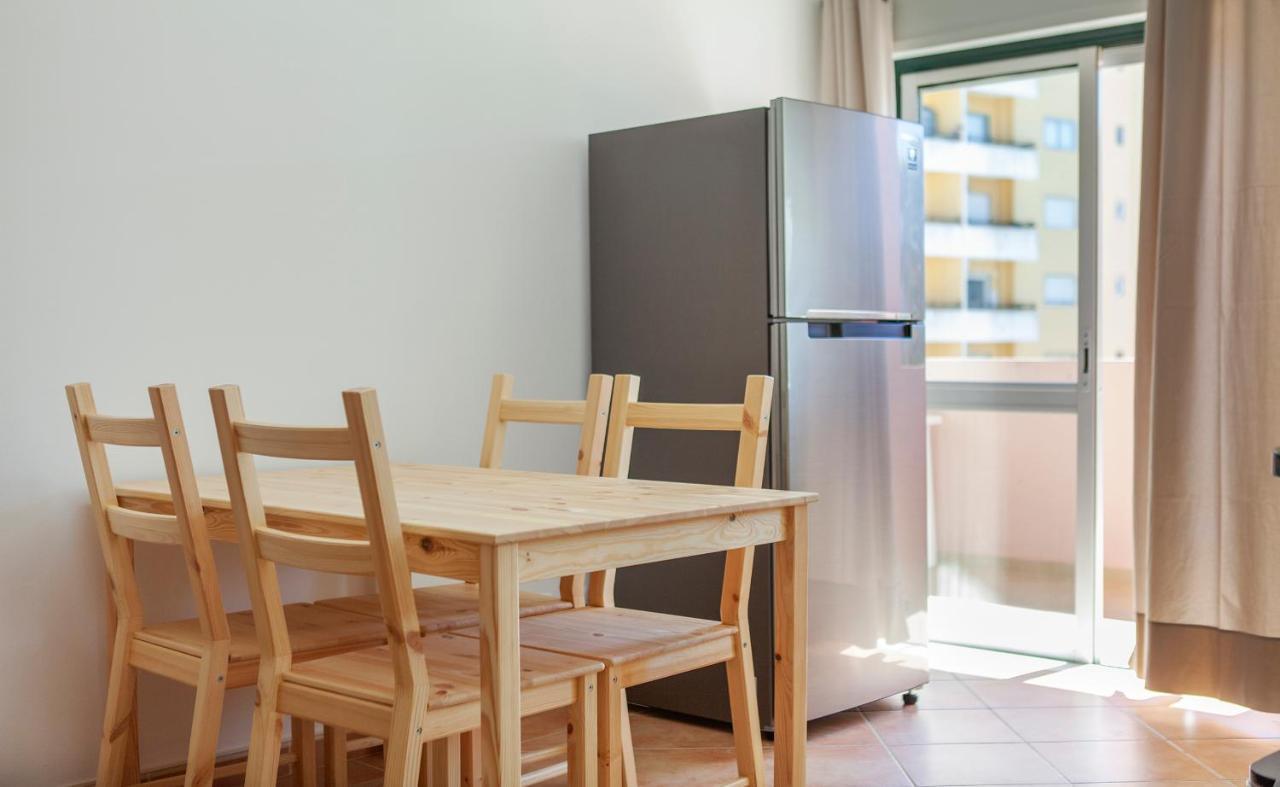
top-left (925, 220), bottom-right (1039, 262)
top-left (925, 304), bottom-right (1039, 344)
top-left (924, 134), bottom-right (1039, 180)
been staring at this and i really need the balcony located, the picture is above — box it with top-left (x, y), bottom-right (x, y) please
top-left (923, 134), bottom-right (1039, 180)
top-left (925, 303), bottom-right (1039, 344)
top-left (925, 220), bottom-right (1039, 262)
top-left (925, 358), bottom-right (1136, 628)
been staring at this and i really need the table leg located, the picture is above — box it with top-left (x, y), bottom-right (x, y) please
top-left (773, 504), bottom-right (808, 787)
top-left (479, 542), bottom-right (521, 786)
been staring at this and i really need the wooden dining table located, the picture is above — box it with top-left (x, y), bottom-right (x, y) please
top-left (116, 463), bottom-right (816, 786)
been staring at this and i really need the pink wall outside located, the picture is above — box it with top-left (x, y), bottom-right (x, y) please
top-left (928, 359), bottom-right (1134, 570)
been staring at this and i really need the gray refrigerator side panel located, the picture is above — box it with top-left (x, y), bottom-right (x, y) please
top-left (776, 322), bottom-right (929, 716)
top-left (771, 99), bottom-right (924, 320)
top-left (588, 108), bottom-right (776, 724)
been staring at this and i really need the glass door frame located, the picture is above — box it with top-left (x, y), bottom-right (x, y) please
top-left (901, 47), bottom-right (1101, 663)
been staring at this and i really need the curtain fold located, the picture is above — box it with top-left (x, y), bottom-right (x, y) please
top-left (1134, 0), bottom-right (1280, 710)
top-left (819, 0), bottom-right (895, 115)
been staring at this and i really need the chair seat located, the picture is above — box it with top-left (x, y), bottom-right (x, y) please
top-left (316, 582), bottom-right (573, 633)
top-left (457, 606), bottom-right (737, 667)
top-left (286, 632), bottom-right (603, 708)
top-left (135, 602), bottom-right (388, 663)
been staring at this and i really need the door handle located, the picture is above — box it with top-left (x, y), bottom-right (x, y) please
top-left (808, 321), bottom-right (914, 340)
top-left (805, 308), bottom-right (917, 322)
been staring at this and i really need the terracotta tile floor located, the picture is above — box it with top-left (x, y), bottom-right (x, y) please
top-left (216, 646), bottom-right (1280, 785)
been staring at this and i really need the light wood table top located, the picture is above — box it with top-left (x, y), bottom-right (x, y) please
top-left (116, 463), bottom-right (816, 545)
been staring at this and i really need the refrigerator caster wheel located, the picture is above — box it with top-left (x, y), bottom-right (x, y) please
top-left (903, 691), bottom-right (919, 706)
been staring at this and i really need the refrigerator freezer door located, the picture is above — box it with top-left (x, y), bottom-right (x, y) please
top-left (770, 98), bottom-right (924, 320)
top-left (775, 321), bottom-right (929, 716)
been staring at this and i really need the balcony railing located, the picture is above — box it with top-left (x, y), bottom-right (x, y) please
top-left (925, 305), bottom-right (1040, 344)
top-left (927, 129), bottom-right (1036, 149)
top-left (923, 135), bottom-right (1039, 180)
top-left (925, 220), bottom-right (1039, 262)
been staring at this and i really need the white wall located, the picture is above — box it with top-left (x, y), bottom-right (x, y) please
top-left (0, 2), bottom-right (818, 782)
top-left (894, 0), bottom-right (1144, 54)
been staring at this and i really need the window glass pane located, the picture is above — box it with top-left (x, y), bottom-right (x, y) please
top-left (922, 68), bottom-right (1079, 383)
top-left (922, 107), bottom-right (937, 137)
top-left (966, 191), bottom-right (992, 224)
top-left (1097, 57), bottom-right (1145, 665)
top-left (1043, 274), bottom-right (1077, 305)
top-left (965, 112), bottom-right (991, 142)
top-left (929, 409), bottom-right (1078, 615)
top-left (1043, 117), bottom-right (1077, 150)
top-left (1044, 196), bottom-right (1077, 229)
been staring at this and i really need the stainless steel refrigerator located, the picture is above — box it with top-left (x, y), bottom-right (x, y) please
top-left (589, 98), bottom-right (927, 725)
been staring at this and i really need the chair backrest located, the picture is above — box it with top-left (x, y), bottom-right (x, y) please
top-left (478, 373), bottom-right (612, 606)
top-left (66, 383), bottom-right (229, 643)
top-left (592, 374), bottom-right (775, 605)
top-left (209, 385), bottom-right (424, 691)
top-left (479, 373), bottom-right (613, 477)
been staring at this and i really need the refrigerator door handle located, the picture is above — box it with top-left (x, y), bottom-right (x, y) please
top-left (807, 321), bottom-right (915, 340)
top-left (804, 308), bottom-right (917, 322)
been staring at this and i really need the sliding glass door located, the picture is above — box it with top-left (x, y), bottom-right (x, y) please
top-left (1094, 44), bottom-right (1144, 666)
top-left (902, 47), bottom-right (1119, 662)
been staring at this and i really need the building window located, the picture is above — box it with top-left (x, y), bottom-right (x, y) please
top-left (1043, 117), bottom-right (1077, 150)
top-left (1044, 274), bottom-right (1077, 306)
top-left (965, 112), bottom-right (991, 143)
top-left (922, 107), bottom-right (937, 137)
top-left (967, 274), bottom-right (996, 308)
top-left (967, 191), bottom-right (993, 225)
top-left (1114, 200), bottom-right (1126, 220)
top-left (1044, 195), bottom-right (1077, 229)
top-left (1115, 125), bottom-right (1126, 146)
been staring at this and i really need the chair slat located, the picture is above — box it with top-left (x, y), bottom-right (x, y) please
top-left (105, 505), bottom-right (183, 545)
top-left (234, 422), bottom-right (354, 461)
top-left (624, 402), bottom-right (744, 432)
top-left (499, 399), bottom-right (588, 425)
top-left (256, 528), bottom-right (375, 576)
top-left (84, 414), bottom-right (165, 447)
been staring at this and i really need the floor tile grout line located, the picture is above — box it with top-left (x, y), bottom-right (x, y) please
top-left (856, 708), bottom-right (921, 787)
top-left (1123, 707), bottom-right (1233, 782)
top-left (1111, 698), bottom-right (1238, 779)
top-left (944, 676), bottom-right (1078, 785)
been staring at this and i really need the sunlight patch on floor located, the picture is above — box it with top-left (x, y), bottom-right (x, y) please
top-left (1171, 694), bottom-right (1251, 716)
top-left (923, 642), bottom-right (1066, 680)
top-left (961, 652), bottom-right (1252, 716)
top-left (1026, 662), bottom-right (1164, 699)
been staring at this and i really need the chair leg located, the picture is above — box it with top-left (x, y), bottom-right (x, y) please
top-left (422, 735), bottom-right (461, 787)
top-left (291, 717), bottom-right (317, 787)
top-left (243, 684), bottom-right (286, 787)
top-left (96, 627), bottom-right (139, 787)
top-left (323, 727), bottom-right (348, 787)
top-left (618, 690), bottom-right (637, 787)
top-left (381, 703), bottom-right (426, 787)
top-left (726, 635), bottom-right (766, 787)
top-left (459, 730), bottom-right (481, 787)
top-left (567, 674), bottom-right (598, 787)
top-left (597, 668), bottom-right (625, 787)
top-left (184, 643), bottom-right (230, 787)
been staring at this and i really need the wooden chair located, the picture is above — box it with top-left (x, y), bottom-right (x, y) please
top-left (317, 372), bottom-right (611, 627)
top-left (458, 374), bottom-right (775, 787)
top-left (67, 383), bottom-right (387, 787)
top-left (313, 373), bottom-right (612, 783)
top-left (209, 385), bottom-right (603, 787)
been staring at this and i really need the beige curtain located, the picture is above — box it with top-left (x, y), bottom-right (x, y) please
top-left (1134, 0), bottom-right (1280, 711)
top-left (819, 0), bottom-right (895, 115)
